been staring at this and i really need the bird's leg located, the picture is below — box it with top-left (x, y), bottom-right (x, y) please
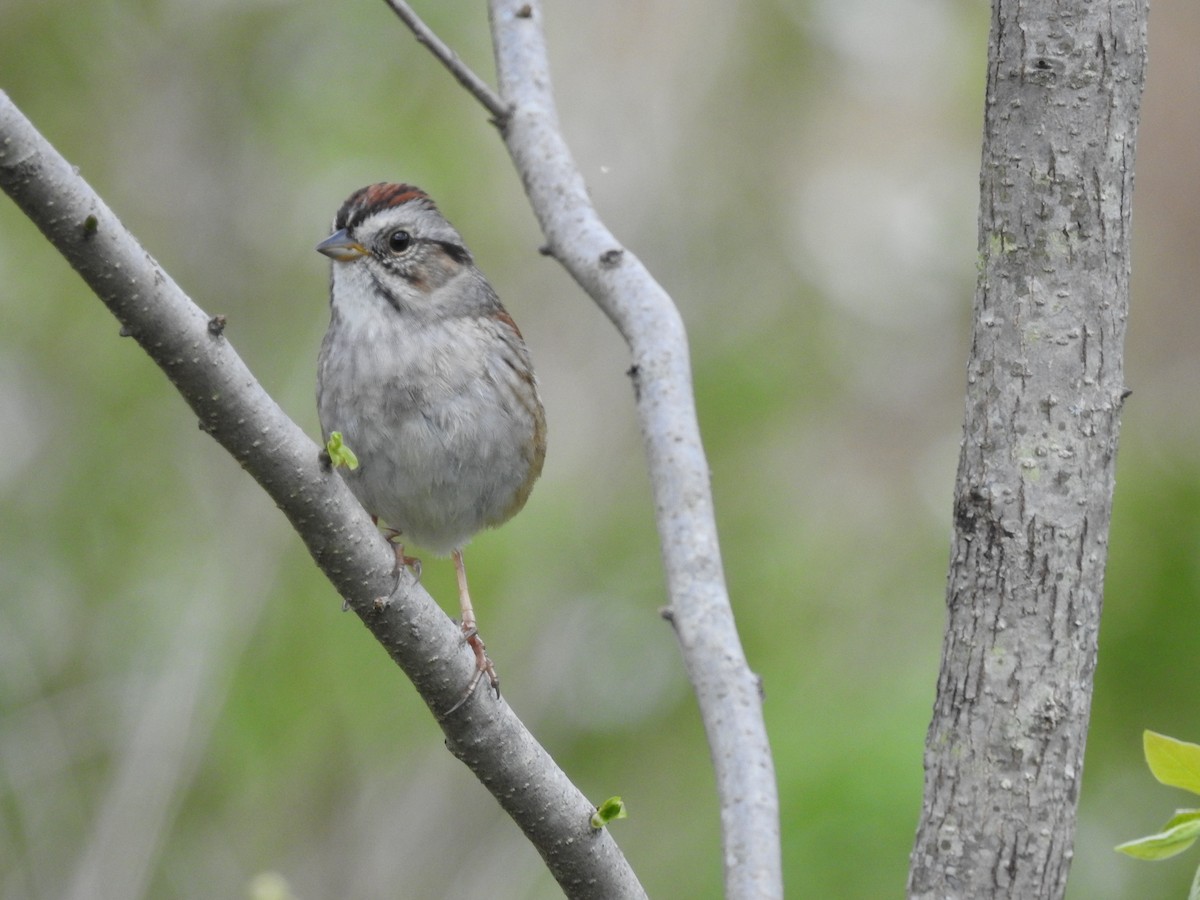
top-left (453, 548), bottom-right (500, 701)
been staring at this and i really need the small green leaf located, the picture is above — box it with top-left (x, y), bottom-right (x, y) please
top-left (1145, 731), bottom-right (1200, 795)
top-left (325, 431), bottom-right (359, 470)
top-left (1116, 810), bottom-right (1200, 860)
top-left (590, 796), bottom-right (628, 829)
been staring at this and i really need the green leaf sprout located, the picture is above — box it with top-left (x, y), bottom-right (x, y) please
top-left (325, 431), bottom-right (359, 470)
top-left (590, 796), bottom-right (628, 830)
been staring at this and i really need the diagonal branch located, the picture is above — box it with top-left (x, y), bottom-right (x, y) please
top-left (381, 0), bottom-right (509, 122)
top-left (0, 90), bottom-right (646, 900)
top-left (384, 2), bottom-right (783, 897)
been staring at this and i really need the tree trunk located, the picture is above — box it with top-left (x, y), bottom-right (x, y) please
top-left (908, 0), bottom-right (1147, 897)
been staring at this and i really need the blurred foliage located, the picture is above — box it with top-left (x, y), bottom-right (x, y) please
top-left (1, 1), bottom-right (1198, 898)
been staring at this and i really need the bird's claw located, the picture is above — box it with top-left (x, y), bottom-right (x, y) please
top-left (441, 624), bottom-right (500, 717)
top-left (380, 528), bottom-right (422, 581)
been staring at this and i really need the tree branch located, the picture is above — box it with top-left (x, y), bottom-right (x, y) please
top-left (488, 6), bottom-right (783, 897)
top-left (0, 90), bottom-right (646, 900)
top-left (381, 0), bottom-right (509, 122)
top-left (383, 2), bottom-right (783, 897)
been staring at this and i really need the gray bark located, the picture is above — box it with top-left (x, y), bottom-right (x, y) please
top-left (485, 3), bottom-right (783, 897)
top-left (908, 0), bottom-right (1147, 897)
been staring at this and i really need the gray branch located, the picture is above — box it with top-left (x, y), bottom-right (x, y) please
top-left (381, 0), bottom-right (509, 122)
top-left (908, 0), bottom-right (1147, 896)
top-left (0, 91), bottom-right (646, 900)
top-left (482, 3), bottom-right (784, 897)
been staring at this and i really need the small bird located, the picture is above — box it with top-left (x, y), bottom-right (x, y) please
top-left (316, 183), bottom-right (546, 701)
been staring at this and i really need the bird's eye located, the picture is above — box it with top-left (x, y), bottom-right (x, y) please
top-left (387, 229), bottom-right (412, 253)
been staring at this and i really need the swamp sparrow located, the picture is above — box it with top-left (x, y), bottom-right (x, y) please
top-left (316, 183), bottom-right (546, 700)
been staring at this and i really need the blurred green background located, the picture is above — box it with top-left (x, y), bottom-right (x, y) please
top-left (1, 1), bottom-right (1197, 898)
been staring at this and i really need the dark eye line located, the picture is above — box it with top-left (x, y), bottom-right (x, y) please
top-left (372, 234), bottom-right (468, 268)
top-left (433, 240), bottom-right (470, 265)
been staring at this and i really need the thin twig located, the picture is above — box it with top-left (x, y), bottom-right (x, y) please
top-left (381, 0), bottom-right (511, 123)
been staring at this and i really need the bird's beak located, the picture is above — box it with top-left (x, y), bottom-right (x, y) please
top-left (316, 229), bottom-right (368, 261)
